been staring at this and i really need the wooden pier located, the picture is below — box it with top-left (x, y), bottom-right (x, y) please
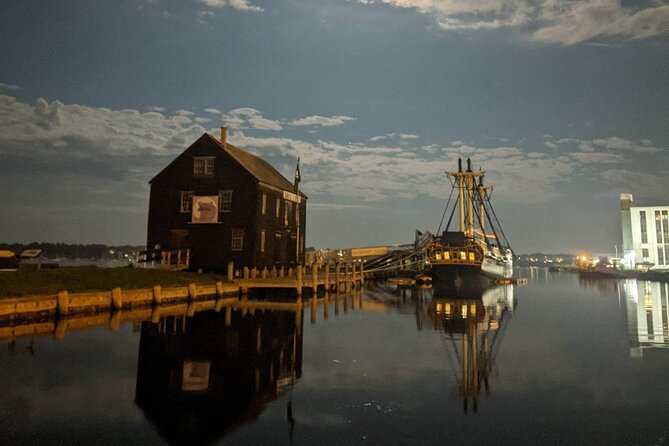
top-left (0, 287), bottom-right (377, 342)
top-left (0, 261), bottom-right (365, 320)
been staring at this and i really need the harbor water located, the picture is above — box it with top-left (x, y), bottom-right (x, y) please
top-left (1, 269), bottom-right (668, 445)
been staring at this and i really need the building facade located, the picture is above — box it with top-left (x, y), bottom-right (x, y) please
top-left (147, 128), bottom-right (306, 271)
top-left (621, 193), bottom-right (669, 270)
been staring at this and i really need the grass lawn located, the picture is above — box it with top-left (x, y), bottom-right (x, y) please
top-left (0, 266), bottom-right (228, 298)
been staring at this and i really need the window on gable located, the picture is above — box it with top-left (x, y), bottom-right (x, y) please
top-left (180, 191), bottom-right (194, 213)
top-left (231, 229), bottom-right (244, 251)
top-left (219, 190), bottom-right (233, 212)
top-left (194, 157), bottom-right (215, 176)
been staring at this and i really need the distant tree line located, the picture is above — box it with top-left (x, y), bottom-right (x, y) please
top-left (0, 242), bottom-right (145, 260)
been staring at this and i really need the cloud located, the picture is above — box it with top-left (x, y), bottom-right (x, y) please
top-left (0, 94), bottom-right (206, 175)
top-left (358, 0), bottom-right (669, 44)
top-left (0, 82), bottom-right (22, 91)
top-left (290, 115), bottom-right (356, 127)
top-left (199, 0), bottom-right (263, 12)
top-left (0, 94), bottom-right (213, 243)
top-left (600, 169), bottom-right (669, 203)
top-left (545, 136), bottom-right (663, 154)
top-left (230, 129), bottom-right (575, 204)
top-left (369, 133), bottom-right (419, 142)
top-left (222, 108), bottom-right (282, 131)
top-left (204, 108), bottom-right (223, 114)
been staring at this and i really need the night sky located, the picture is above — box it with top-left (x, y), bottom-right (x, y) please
top-left (1, 0), bottom-right (667, 254)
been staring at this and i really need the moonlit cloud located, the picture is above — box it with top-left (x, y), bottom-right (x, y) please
top-left (204, 108), bottom-right (223, 114)
top-left (290, 115), bottom-right (356, 127)
top-left (545, 136), bottom-right (663, 154)
top-left (0, 94), bottom-right (664, 249)
top-left (358, 0), bottom-right (669, 44)
top-left (0, 82), bottom-right (22, 91)
top-left (199, 0), bottom-right (263, 12)
top-left (369, 133), bottom-right (420, 142)
top-left (222, 108), bottom-right (282, 131)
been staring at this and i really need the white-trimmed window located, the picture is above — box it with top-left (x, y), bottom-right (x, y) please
top-left (261, 193), bottom-right (267, 215)
top-left (260, 230), bottom-right (266, 253)
top-left (180, 191), bottom-right (194, 213)
top-left (193, 157), bottom-right (215, 176)
top-left (219, 190), bottom-right (232, 212)
top-left (231, 229), bottom-right (244, 251)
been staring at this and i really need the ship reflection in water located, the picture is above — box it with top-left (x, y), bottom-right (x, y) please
top-left (419, 283), bottom-right (515, 413)
top-left (135, 309), bottom-right (302, 444)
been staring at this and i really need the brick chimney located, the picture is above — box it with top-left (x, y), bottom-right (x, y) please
top-left (220, 126), bottom-right (227, 147)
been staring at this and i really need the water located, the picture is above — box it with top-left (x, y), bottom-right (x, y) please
top-left (1, 270), bottom-right (668, 445)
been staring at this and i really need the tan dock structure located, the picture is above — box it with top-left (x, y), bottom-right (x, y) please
top-left (0, 261), bottom-right (366, 321)
top-left (0, 285), bottom-right (383, 343)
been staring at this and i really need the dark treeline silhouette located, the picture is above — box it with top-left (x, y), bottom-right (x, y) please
top-left (0, 242), bottom-right (145, 260)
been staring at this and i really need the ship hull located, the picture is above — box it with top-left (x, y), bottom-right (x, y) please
top-left (431, 257), bottom-right (513, 285)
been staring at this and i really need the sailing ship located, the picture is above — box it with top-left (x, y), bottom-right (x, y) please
top-left (426, 158), bottom-right (513, 283)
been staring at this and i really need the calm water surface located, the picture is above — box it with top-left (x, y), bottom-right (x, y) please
top-left (2, 269), bottom-right (669, 445)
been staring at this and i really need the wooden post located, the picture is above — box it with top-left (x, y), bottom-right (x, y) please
top-left (334, 291), bottom-right (340, 315)
top-left (110, 310), bottom-right (122, 329)
top-left (310, 295), bottom-right (317, 324)
top-left (185, 249), bottom-right (190, 268)
top-left (177, 250), bottom-right (182, 266)
top-left (360, 262), bottom-right (365, 285)
top-left (112, 287), bottom-right (122, 310)
top-left (352, 262), bottom-right (357, 289)
top-left (225, 306), bottom-right (232, 327)
top-left (251, 268), bottom-right (257, 279)
top-left (188, 283), bottom-right (197, 302)
top-left (324, 263), bottom-right (330, 291)
top-left (57, 290), bottom-right (69, 316)
top-left (323, 292), bottom-right (329, 320)
top-left (167, 251), bottom-right (172, 265)
top-left (335, 262), bottom-right (341, 293)
top-left (153, 285), bottom-right (162, 306)
top-left (186, 301), bottom-right (196, 317)
top-left (296, 265), bottom-right (303, 298)
top-left (345, 262), bottom-right (351, 292)
top-left (279, 267), bottom-right (285, 278)
top-left (312, 262), bottom-right (318, 294)
top-left (243, 267), bottom-right (250, 279)
top-left (54, 318), bottom-right (67, 340)
top-left (227, 262), bottom-right (234, 282)
top-left (151, 306), bottom-right (161, 324)
top-left (262, 267), bottom-right (268, 278)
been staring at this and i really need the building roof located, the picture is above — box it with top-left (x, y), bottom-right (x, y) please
top-left (150, 133), bottom-right (306, 197)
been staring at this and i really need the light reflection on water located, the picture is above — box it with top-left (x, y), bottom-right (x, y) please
top-left (1, 271), bottom-right (669, 445)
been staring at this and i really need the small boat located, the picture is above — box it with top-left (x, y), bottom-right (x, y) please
top-left (426, 158), bottom-right (513, 284)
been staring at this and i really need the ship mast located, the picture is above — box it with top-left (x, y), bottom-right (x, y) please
top-left (449, 158), bottom-right (485, 238)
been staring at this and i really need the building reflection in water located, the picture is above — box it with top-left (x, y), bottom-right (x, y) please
top-left (623, 280), bottom-right (669, 357)
top-left (416, 283), bottom-right (515, 413)
top-left (135, 308), bottom-right (303, 445)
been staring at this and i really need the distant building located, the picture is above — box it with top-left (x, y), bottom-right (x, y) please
top-left (147, 128), bottom-right (306, 271)
top-left (620, 193), bottom-right (669, 270)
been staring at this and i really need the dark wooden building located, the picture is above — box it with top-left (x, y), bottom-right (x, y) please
top-left (147, 128), bottom-right (306, 271)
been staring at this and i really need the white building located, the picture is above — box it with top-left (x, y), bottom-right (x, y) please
top-left (621, 193), bottom-right (669, 270)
